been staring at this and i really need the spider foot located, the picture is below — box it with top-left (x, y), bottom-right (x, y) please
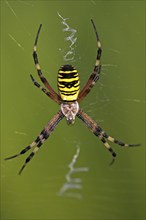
top-left (109, 157), bottom-right (116, 166)
top-left (5, 154), bottom-right (20, 160)
top-left (5, 144), bottom-right (34, 161)
top-left (18, 164), bottom-right (26, 175)
top-left (18, 151), bottom-right (35, 175)
top-left (127, 143), bottom-right (141, 147)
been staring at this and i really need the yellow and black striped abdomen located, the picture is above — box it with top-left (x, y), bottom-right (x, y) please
top-left (58, 65), bottom-right (80, 102)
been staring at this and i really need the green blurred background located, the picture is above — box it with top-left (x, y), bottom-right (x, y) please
top-left (1, 1), bottom-right (145, 219)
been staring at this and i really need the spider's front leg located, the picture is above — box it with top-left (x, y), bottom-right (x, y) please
top-left (5, 110), bottom-right (64, 174)
top-left (32, 24), bottom-right (61, 103)
top-left (78, 19), bottom-right (102, 102)
top-left (77, 110), bottom-right (140, 163)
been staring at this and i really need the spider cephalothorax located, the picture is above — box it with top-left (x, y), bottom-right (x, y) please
top-left (5, 19), bottom-right (140, 175)
top-left (61, 101), bottom-right (79, 124)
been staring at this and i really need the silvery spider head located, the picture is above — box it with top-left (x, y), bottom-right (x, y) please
top-left (61, 101), bottom-right (79, 125)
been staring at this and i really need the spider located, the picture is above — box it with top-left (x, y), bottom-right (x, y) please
top-left (5, 19), bottom-right (140, 175)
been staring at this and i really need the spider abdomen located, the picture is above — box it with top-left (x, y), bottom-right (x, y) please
top-left (58, 65), bottom-right (80, 101)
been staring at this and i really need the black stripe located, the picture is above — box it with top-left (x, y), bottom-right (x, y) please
top-left (34, 81), bottom-right (40, 87)
top-left (58, 72), bottom-right (78, 79)
top-left (37, 141), bottom-right (43, 148)
top-left (114, 140), bottom-right (125, 146)
top-left (94, 127), bottom-right (103, 136)
top-left (20, 146), bottom-right (31, 155)
top-left (58, 81), bottom-right (79, 88)
top-left (100, 137), bottom-right (106, 143)
top-left (59, 92), bottom-right (77, 96)
top-left (59, 65), bottom-right (75, 71)
top-left (33, 51), bottom-right (38, 64)
top-left (109, 148), bottom-right (116, 157)
top-left (59, 88), bottom-right (79, 93)
top-left (35, 136), bottom-right (40, 143)
top-left (58, 84), bottom-right (80, 89)
top-left (63, 100), bottom-right (77, 103)
top-left (26, 152), bottom-right (35, 163)
top-left (97, 48), bottom-right (102, 60)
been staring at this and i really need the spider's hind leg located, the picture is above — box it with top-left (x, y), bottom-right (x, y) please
top-left (18, 139), bottom-right (45, 175)
top-left (77, 110), bottom-right (140, 165)
top-left (98, 135), bottom-right (117, 165)
top-left (5, 141), bottom-right (36, 160)
top-left (77, 110), bottom-right (117, 161)
top-left (5, 110), bottom-right (64, 175)
top-left (4, 130), bottom-right (46, 161)
top-left (102, 133), bottom-right (141, 147)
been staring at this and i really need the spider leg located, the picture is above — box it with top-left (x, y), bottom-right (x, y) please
top-left (77, 110), bottom-right (140, 160)
top-left (77, 110), bottom-right (116, 159)
top-left (102, 133), bottom-right (141, 147)
top-left (33, 24), bottom-right (61, 103)
top-left (5, 110), bottom-right (64, 174)
top-left (99, 136), bottom-right (116, 165)
top-left (5, 142), bottom-right (36, 160)
top-left (78, 19), bottom-right (102, 102)
top-left (30, 74), bottom-right (61, 104)
top-left (18, 139), bottom-right (45, 175)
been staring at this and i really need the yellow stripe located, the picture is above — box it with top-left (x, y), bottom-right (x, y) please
top-left (98, 41), bottom-right (101, 48)
top-left (33, 146), bottom-right (40, 153)
top-left (58, 77), bottom-right (79, 83)
top-left (95, 60), bottom-right (99, 66)
top-left (36, 63), bottom-right (41, 70)
top-left (59, 87), bottom-right (79, 92)
top-left (58, 70), bottom-right (77, 74)
top-left (61, 90), bottom-right (80, 101)
top-left (104, 142), bottom-right (110, 149)
top-left (34, 46), bottom-right (37, 51)
top-left (107, 136), bottom-right (115, 142)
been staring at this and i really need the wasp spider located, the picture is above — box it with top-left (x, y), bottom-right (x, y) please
top-left (5, 19), bottom-right (140, 174)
